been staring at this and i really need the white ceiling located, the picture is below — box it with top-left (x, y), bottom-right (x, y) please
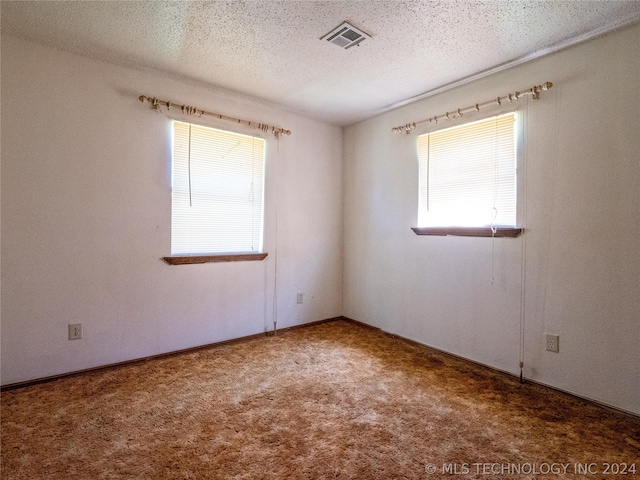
top-left (2, 1), bottom-right (640, 126)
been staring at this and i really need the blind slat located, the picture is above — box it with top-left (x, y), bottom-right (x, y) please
top-left (172, 121), bottom-right (265, 255)
top-left (417, 113), bottom-right (516, 228)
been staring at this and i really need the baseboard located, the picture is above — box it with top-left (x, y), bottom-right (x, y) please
top-left (269, 316), bottom-right (346, 335)
top-left (339, 316), bottom-right (382, 331)
top-left (341, 317), bottom-right (640, 420)
top-left (0, 316), bottom-right (346, 391)
top-left (4, 316), bottom-right (638, 420)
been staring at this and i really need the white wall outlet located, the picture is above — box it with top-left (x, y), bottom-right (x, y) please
top-left (68, 323), bottom-right (82, 340)
top-left (545, 334), bottom-right (559, 353)
top-left (297, 292), bottom-right (303, 304)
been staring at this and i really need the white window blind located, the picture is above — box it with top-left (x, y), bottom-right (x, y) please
top-left (417, 112), bottom-right (516, 228)
top-left (171, 121), bottom-right (265, 255)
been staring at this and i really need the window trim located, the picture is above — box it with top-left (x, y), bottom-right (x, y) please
top-left (411, 227), bottom-right (522, 238)
top-left (414, 104), bottom-right (524, 236)
top-left (163, 253), bottom-right (268, 265)
top-left (169, 119), bottom-right (266, 257)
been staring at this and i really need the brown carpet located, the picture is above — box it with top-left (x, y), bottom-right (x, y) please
top-left (1, 320), bottom-right (639, 479)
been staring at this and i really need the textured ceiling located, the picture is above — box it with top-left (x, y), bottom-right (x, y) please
top-left (2, 1), bottom-right (640, 126)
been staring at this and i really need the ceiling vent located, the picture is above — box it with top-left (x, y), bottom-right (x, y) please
top-left (321, 22), bottom-right (371, 49)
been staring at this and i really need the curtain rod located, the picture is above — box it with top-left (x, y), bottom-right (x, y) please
top-left (391, 82), bottom-right (553, 134)
top-left (138, 95), bottom-right (292, 138)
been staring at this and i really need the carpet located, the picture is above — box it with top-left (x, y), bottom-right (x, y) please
top-left (2, 320), bottom-right (639, 479)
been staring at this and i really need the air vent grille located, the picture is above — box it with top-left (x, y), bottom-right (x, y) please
top-left (321, 22), bottom-right (371, 49)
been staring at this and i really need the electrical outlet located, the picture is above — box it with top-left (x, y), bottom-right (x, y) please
top-left (545, 334), bottom-right (559, 353)
top-left (297, 292), bottom-right (303, 304)
top-left (68, 323), bottom-right (82, 340)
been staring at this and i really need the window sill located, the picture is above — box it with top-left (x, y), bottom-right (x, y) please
top-left (411, 227), bottom-right (522, 238)
top-left (163, 253), bottom-right (268, 265)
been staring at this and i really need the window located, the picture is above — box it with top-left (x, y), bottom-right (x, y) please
top-left (170, 121), bottom-right (265, 256)
top-left (415, 112), bottom-right (520, 237)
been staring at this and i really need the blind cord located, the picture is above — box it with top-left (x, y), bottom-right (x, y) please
top-left (491, 210), bottom-right (497, 285)
top-left (272, 137), bottom-right (280, 335)
top-left (250, 138), bottom-right (256, 251)
top-left (519, 104), bottom-right (529, 384)
top-left (426, 135), bottom-right (430, 212)
top-left (491, 116), bottom-right (499, 285)
top-left (188, 124), bottom-right (193, 207)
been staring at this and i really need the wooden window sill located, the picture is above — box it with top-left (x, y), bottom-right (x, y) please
top-left (412, 227), bottom-right (522, 238)
top-left (163, 253), bottom-right (268, 265)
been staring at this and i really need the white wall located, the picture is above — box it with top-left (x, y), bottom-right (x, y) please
top-left (2, 25), bottom-right (639, 416)
top-left (1, 36), bottom-right (343, 385)
top-left (343, 23), bottom-right (640, 415)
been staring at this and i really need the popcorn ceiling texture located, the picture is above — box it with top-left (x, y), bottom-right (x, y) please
top-left (2, 320), bottom-right (639, 479)
top-left (2, 1), bottom-right (640, 125)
